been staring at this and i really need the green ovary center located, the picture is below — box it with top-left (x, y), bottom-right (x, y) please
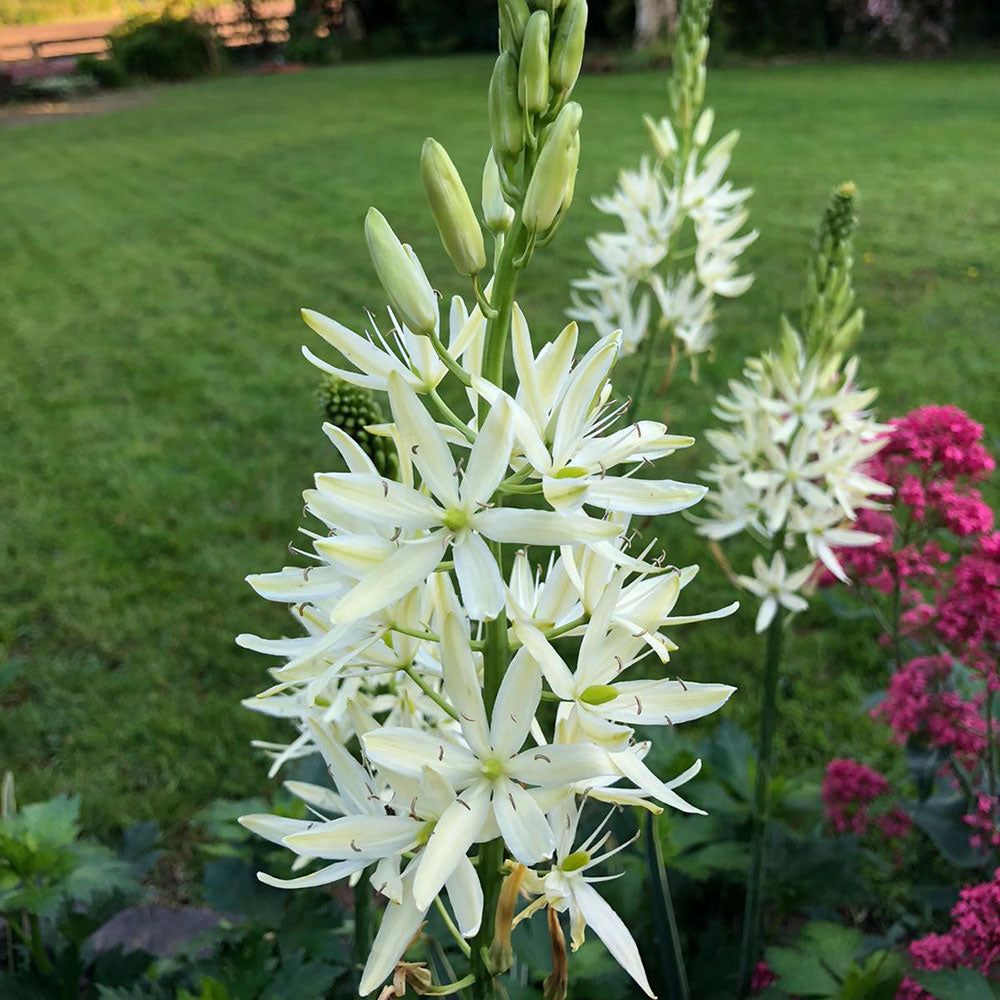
top-left (560, 850), bottom-right (591, 872)
top-left (579, 684), bottom-right (619, 706)
top-left (416, 820), bottom-right (436, 847)
top-left (481, 758), bottom-right (505, 781)
top-left (553, 466), bottom-right (589, 479)
top-left (442, 508), bottom-right (470, 532)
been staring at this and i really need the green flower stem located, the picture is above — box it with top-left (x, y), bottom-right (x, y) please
top-left (27, 913), bottom-right (52, 978)
top-left (469, 186), bottom-right (525, 1000)
top-left (430, 388), bottom-right (477, 444)
top-left (626, 313), bottom-right (663, 424)
top-left (403, 666), bottom-right (461, 723)
top-left (435, 895), bottom-right (473, 957)
top-left (737, 606), bottom-right (785, 996)
top-left (644, 811), bottom-right (690, 1000)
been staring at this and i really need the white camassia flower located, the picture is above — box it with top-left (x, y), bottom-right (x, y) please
top-left (518, 799), bottom-right (656, 998)
top-left (736, 552), bottom-right (814, 633)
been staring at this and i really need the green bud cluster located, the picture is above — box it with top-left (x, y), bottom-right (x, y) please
top-left (488, 0), bottom-right (588, 248)
top-left (802, 181), bottom-right (864, 362)
top-left (317, 375), bottom-right (397, 479)
top-left (668, 0), bottom-right (713, 141)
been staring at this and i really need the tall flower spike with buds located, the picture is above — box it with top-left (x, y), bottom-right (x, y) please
top-left (696, 181), bottom-right (891, 623)
top-left (568, 0), bottom-right (755, 397)
top-left (696, 183), bottom-right (891, 993)
top-left (237, 4), bottom-right (734, 997)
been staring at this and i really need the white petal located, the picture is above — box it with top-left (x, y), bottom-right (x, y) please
top-left (490, 646), bottom-right (542, 757)
top-left (493, 777), bottom-right (555, 864)
top-left (238, 813), bottom-right (316, 846)
top-left (387, 371), bottom-right (460, 507)
top-left (358, 876), bottom-right (426, 996)
top-left (258, 857), bottom-right (367, 890)
top-left (301, 308), bottom-right (400, 381)
top-left (283, 814), bottom-right (421, 859)
top-left (440, 613), bottom-right (491, 756)
top-left (754, 595), bottom-right (778, 633)
top-left (413, 780), bottom-right (491, 910)
top-left (574, 879), bottom-right (656, 998)
top-left (552, 336), bottom-right (619, 467)
top-left (363, 728), bottom-right (479, 784)
top-left (606, 680), bottom-right (736, 726)
top-left (475, 508), bottom-right (620, 546)
top-left (453, 532), bottom-right (506, 622)
top-left (331, 536), bottom-right (445, 624)
top-left (315, 473), bottom-right (441, 530)
top-left (444, 853), bottom-right (483, 937)
top-left (461, 397), bottom-right (513, 507)
top-left (314, 534), bottom-right (397, 574)
top-left (585, 477), bottom-right (707, 516)
top-left (515, 622), bottom-right (575, 699)
top-left (509, 743), bottom-right (615, 786)
top-left (610, 750), bottom-right (704, 814)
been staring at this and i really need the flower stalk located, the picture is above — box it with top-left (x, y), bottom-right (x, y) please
top-left (737, 603), bottom-right (785, 995)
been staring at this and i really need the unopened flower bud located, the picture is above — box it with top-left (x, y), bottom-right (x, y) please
top-left (522, 101), bottom-right (581, 232)
top-left (693, 107), bottom-right (714, 147)
top-left (489, 51), bottom-right (525, 160)
top-left (482, 151), bottom-right (515, 233)
top-left (364, 207), bottom-right (438, 335)
top-left (549, 0), bottom-right (587, 93)
top-left (500, 0), bottom-right (531, 52)
top-left (489, 863), bottom-right (526, 974)
top-left (518, 10), bottom-right (550, 113)
top-left (643, 113), bottom-right (677, 159)
top-left (421, 138), bottom-right (486, 277)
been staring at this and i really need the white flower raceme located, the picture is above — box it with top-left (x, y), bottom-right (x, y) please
top-left (238, 292), bottom-right (733, 993)
top-left (238, 16), bottom-right (735, 990)
top-left (569, 106), bottom-right (754, 368)
top-left (696, 185), bottom-right (890, 632)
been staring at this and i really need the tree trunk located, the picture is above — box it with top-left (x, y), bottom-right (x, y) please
top-left (634, 0), bottom-right (677, 48)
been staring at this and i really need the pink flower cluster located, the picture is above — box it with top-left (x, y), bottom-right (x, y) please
top-left (822, 758), bottom-right (912, 840)
top-left (871, 405), bottom-right (994, 485)
top-left (936, 532), bottom-right (1000, 652)
top-left (897, 867), bottom-right (1000, 998)
top-left (750, 960), bottom-right (778, 995)
top-left (965, 795), bottom-right (1000, 853)
top-left (875, 655), bottom-right (986, 765)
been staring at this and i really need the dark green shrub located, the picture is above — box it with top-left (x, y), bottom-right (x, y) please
top-left (77, 52), bottom-right (129, 88)
top-left (109, 11), bottom-right (218, 82)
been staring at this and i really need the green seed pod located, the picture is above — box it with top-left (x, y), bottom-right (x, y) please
top-left (549, 0), bottom-right (587, 93)
top-left (518, 10), bottom-right (550, 113)
top-left (488, 51), bottom-right (525, 160)
top-left (521, 101), bottom-right (581, 232)
top-left (364, 207), bottom-right (438, 335)
top-left (499, 0), bottom-right (531, 51)
top-left (482, 150), bottom-right (515, 233)
top-left (420, 138), bottom-right (486, 277)
top-left (318, 375), bottom-right (397, 479)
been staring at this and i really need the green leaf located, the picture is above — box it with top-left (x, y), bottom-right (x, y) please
top-left (912, 968), bottom-right (997, 1000)
top-left (767, 945), bottom-right (839, 996)
top-left (909, 797), bottom-right (983, 869)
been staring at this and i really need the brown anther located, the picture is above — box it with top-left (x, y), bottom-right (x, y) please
top-left (409, 797), bottom-right (419, 820)
top-left (508, 792), bottom-right (517, 811)
top-left (411, 444), bottom-right (419, 454)
top-left (676, 677), bottom-right (688, 690)
top-left (614, 655), bottom-right (624, 672)
top-left (390, 527), bottom-right (401, 542)
top-left (665, 715), bottom-right (674, 726)
top-left (456, 797), bottom-right (471, 811)
top-left (350, 839), bottom-right (362, 853)
top-left (634, 696), bottom-right (643, 714)
top-left (461, 712), bottom-right (476, 723)
top-left (381, 480), bottom-right (389, 497)
top-left (534, 753), bottom-right (551, 763)
top-left (438, 745), bottom-right (445, 761)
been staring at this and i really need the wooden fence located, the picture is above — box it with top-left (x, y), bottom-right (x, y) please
top-left (0, 1), bottom-right (294, 66)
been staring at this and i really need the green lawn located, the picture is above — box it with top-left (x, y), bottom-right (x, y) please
top-left (1, 56), bottom-right (998, 843)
